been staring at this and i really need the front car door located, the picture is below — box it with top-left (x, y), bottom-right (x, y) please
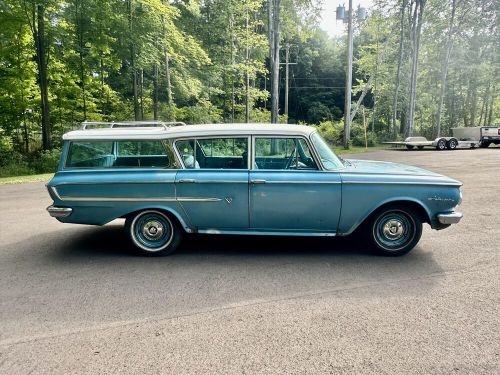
top-left (249, 136), bottom-right (341, 233)
top-left (174, 136), bottom-right (249, 230)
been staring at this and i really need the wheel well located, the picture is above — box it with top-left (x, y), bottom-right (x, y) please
top-left (369, 200), bottom-right (430, 225)
top-left (123, 208), bottom-right (186, 232)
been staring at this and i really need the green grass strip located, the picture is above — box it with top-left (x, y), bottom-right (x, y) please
top-left (0, 173), bottom-right (54, 185)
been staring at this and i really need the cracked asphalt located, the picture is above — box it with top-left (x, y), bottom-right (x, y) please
top-left (0, 147), bottom-right (498, 374)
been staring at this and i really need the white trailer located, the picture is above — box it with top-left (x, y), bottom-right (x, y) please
top-left (384, 136), bottom-right (479, 151)
top-left (384, 126), bottom-right (499, 151)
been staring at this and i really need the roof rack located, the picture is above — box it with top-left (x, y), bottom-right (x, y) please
top-left (81, 121), bottom-right (186, 130)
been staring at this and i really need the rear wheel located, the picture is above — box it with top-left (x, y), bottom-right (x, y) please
top-left (480, 141), bottom-right (490, 148)
top-left (436, 138), bottom-right (447, 150)
top-left (417, 146), bottom-right (424, 150)
top-left (367, 207), bottom-right (422, 256)
top-left (125, 210), bottom-right (182, 256)
top-left (447, 138), bottom-right (458, 150)
top-left (406, 145), bottom-right (414, 150)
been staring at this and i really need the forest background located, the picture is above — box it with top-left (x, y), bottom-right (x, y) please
top-left (0, 0), bottom-right (497, 177)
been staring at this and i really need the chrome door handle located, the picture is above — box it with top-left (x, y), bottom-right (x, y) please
top-left (178, 179), bottom-right (196, 183)
top-left (250, 179), bottom-right (267, 184)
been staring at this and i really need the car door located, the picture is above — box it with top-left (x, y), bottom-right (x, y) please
top-left (249, 136), bottom-right (341, 232)
top-left (174, 136), bottom-right (249, 229)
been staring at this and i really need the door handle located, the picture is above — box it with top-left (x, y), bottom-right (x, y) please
top-left (250, 179), bottom-right (267, 184)
top-left (178, 179), bottom-right (195, 183)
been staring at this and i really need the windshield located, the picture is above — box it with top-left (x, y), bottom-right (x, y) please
top-left (310, 132), bottom-right (344, 170)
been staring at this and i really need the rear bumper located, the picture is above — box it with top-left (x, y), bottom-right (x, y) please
top-left (437, 212), bottom-right (463, 225)
top-left (47, 205), bottom-right (73, 218)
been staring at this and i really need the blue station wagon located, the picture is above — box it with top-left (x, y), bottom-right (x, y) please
top-left (47, 121), bottom-right (463, 256)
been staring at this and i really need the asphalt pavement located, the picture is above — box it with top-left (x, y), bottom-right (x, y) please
top-left (0, 148), bottom-right (498, 374)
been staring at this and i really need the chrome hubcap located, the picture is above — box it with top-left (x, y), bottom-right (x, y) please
top-left (382, 219), bottom-right (404, 240)
top-left (142, 220), bottom-right (164, 240)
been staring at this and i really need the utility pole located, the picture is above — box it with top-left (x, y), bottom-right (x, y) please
top-left (285, 43), bottom-right (290, 118)
top-left (343, 0), bottom-right (353, 149)
top-left (270, 0), bottom-right (281, 124)
top-left (337, 2), bottom-right (367, 148)
top-left (280, 43), bottom-right (297, 120)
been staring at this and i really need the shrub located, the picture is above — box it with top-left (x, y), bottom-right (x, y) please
top-left (30, 148), bottom-right (61, 174)
top-left (316, 120), bottom-right (344, 145)
top-left (351, 123), bottom-right (378, 147)
top-left (0, 151), bottom-right (33, 177)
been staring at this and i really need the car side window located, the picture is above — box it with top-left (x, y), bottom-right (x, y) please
top-left (175, 138), bottom-right (248, 169)
top-left (65, 140), bottom-right (174, 168)
top-left (254, 137), bottom-right (318, 170)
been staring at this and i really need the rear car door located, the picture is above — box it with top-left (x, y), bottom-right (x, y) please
top-left (174, 136), bottom-right (249, 230)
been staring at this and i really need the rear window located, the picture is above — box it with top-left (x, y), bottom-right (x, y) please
top-left (65, 140), bottom-right (174, 168)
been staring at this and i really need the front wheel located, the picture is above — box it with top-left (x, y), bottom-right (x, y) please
top-left (126, 210), bottom-right (182, 256)
top-left (367, 207), bottom-right (422, 256)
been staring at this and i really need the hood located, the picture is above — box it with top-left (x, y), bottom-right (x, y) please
top-left (344, 159), bottom-right (442, 177)
top-left (343, 159), bottom-right (461, 185)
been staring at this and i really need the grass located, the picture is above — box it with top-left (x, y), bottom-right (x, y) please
top-left (335, 144), bottom-right (387, 155)
top-left (0, 173), bottom-right (54, 185)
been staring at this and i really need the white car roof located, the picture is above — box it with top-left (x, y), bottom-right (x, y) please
top-left (62, 123), bottom-right (317, 141)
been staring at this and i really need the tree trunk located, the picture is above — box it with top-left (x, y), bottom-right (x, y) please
top-left (270, 0), bottom-right (281, 124)
top-left (164, 51), bottom-right (173, 106)
top-left (405, 0), bottom-right (425, 137)
top-left (34, 3), bottom-right (52, 150)
top-left (139, 68), bottom-right (144, 120)
top-left (392, 0), bottom-right (407, 140)
top-left (245, 12), bottom-right (250, 123)
top-left (486, 85), bottom-right (495, 125)
top-left (435, 0), bottom-right (456, 137)
top-left (128, 0), bottom-right (140, 120)
top-left (76, 0), bottom-right (87, 120)
top-left (153, 63), bottom-right (159, 120)
top-left (267, 0), bottom-right (273, 111)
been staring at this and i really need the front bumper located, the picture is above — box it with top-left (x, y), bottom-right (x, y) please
top-left (437, 212), bottom-right (463, 225)
top-left (47, 205), bottom-right (73, 218)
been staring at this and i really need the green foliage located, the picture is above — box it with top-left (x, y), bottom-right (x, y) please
top-left (0, 152), bottom-right (34, 177)
top-left (30, 149), bottom-right (62, 174)
top-left (351, 124), bottom-right (378, 147)
top-left (0, 0), bottom-right (498, 176)
top-left (316, 121), bottom-right (344, 145)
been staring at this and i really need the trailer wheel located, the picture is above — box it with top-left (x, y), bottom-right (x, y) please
top-left (406, 145), bottom-right (414, 150)
top-left (447, 138), bottom-right (458, 150)
top-left (436, 138), bottom-right (447, 150)
top-left (417, 146), bottom-right (424, 150)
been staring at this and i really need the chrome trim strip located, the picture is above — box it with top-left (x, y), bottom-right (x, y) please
top-left (50, 186), bottom-right (63, 200)
top-left (52, 195), bottom-right (220, 204)
top-left (342, 181), bottom-right (461, 186)
top-left (57, 196), bottom-right (178, 202)
top-left (197, 229), bottom-right (337, 237)
top-left (178, 180), bottom-right (248, 184)
top-left (53, 181), bottom-right (175, 186)
top-left (261, 180), bottom-right (341, 185)
top-left (437, 212), bottom-right (463, 225)
top-left (177, 197), bottom-right (222, 202)
top-left (52, 186), bottom-right (221, 203)
top-left (47, 205), bottom-right (73, 218)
